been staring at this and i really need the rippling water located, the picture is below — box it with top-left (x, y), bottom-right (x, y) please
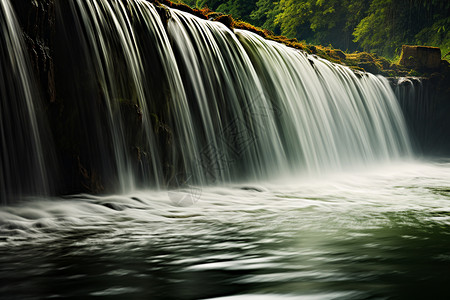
top-left (1, 160), bottom-right (449, 299)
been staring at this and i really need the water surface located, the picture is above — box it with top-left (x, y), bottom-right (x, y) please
top-left (1, 160), bottom-right (449, 299)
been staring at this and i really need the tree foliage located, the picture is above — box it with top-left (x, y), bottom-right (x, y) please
top-left (178, 0), bottom-right (450, 57)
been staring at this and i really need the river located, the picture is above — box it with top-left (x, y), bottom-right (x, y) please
top-left (1, 159), bottom-right (449, 299)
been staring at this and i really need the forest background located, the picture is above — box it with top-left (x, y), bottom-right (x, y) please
top-left (175, 0), bottom-right (449, 60)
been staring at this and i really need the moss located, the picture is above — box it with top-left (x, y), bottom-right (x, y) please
top-left (156, 0), bottom-right (208, 19)
top-left (152, 0), bottom-right (444, 76)
top-left (214, 14), bottom-right (233, 29)
top-left (408, 69), bottom-right (421, 77)
top-left (233, 19), bottom-right (269, 39)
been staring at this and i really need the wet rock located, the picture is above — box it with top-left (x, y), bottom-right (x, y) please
top-left (77, 157), bottom-right (104, 194)
top-left (158, 0), bottom-right (208, 20)
top-left (207, 12), bottom-right (224, 20)
top-left (214, 15), bottom-right (234, 29)
top-left (357, 61), bottom-right (380, 74)
top-left (240, 186), bottom-right (264, 192)
top-left (440, 59), bottom-right (450, 74)
top-left (308, 45), bottom-right (317, 54)
top-left (155, 4), bottom-right (171, 26)
top-left (399, 45), bottom-right (441, 70)
top-left (13, 0), bottom-right (56, 103)
top-left (102, 203), bottom-right (126, 211)
top-left (332, 49), bottom-right (346, 60)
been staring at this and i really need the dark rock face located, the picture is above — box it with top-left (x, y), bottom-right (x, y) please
top-left (13, 0), bottom-right (56, 103)
top-left (214, 15), bottom-right (234, 29)
top-left (399, 45), bottom-right (442, 70)
top-left (357, 61), bottom-right (380, 74)
top-left (392, 72), bottom-right (450, 157)
top-left (155, 3), bottom-right (171, 26)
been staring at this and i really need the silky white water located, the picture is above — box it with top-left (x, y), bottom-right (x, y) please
top-left (54, 0), bottom-right (412, 190)
top-left (166, 9), bottom-right (411, 183)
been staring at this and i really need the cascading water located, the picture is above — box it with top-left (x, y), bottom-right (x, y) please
top-left (237, 30), bottom-right (412, 172)
top-left (164, 7), bottom-right (411, 182)
top-left (0, 0), bottom-right (52, 203)
top-left (167, 9), bottom-right (288, 183)
top-left (6, 0), bottom-right (412, 194)
top-left (56, 0), bottom-right (171, 192)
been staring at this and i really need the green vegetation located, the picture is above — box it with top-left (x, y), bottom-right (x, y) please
top-left (176, 0), bottom-right (449, 60)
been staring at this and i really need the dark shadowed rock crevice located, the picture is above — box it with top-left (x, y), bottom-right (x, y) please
top-left (390, 73), bottom-right (450, 156)
top-left (13, 0), bottom-right (56, 103)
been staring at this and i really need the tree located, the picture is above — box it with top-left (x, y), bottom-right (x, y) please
top-left (250, 0), bottom-right (280, 32)
top-left (180, 0), bottom-right (450, 58)
top-left (274, 0), bottom-right (313, 40)
top-left (353, 0), bottom-right (450, 57)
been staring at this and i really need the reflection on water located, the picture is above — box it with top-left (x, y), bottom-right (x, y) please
top-left (1, 160), bottom-right (449, 299)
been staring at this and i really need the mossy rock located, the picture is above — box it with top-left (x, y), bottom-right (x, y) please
top-left (214, 15), bottom-right (233, 29)
top-left (399, 45), bottom-right (441, 70)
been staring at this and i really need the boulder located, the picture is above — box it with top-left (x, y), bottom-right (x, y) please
top-left (399, 45), bottom-right (441, 70)
top-left (332, 49), bottom-right (346, 60)
top-left (214, 15), bottom-right (234, 29)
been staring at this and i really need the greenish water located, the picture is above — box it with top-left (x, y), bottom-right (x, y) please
top-left (1, 160), bottom-right (449, 299)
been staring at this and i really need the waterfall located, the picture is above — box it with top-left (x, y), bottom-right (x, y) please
top-left (236, 30), bottom-right (412, 173)
top-left (167, 9), bottom-right (288, 183)
top-left (56, 0), bottom-right (170, 192)
top-left (0, 0), bottom-right (52, 203)
top-left (2, 0), bottom-right (413, 198)
top-left (166, 8), bottom-right (411, 182)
